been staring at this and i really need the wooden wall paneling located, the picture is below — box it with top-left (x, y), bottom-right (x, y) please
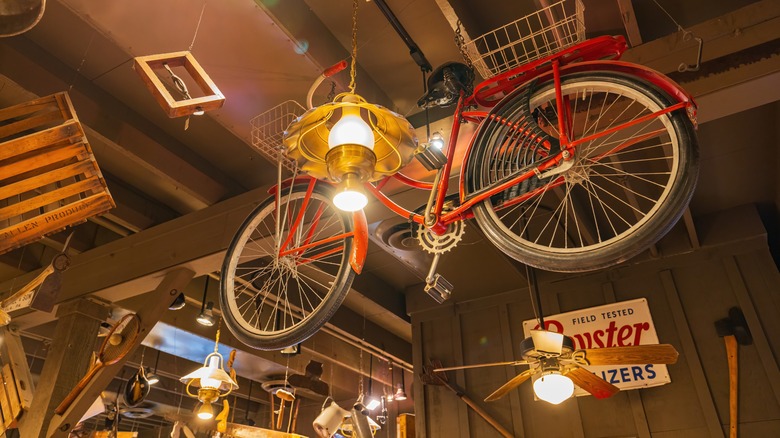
top-left (603, 282), bottom-right (652, 438)
top-left (612, 269), bottom-right (712, 436)
top-left (451, 312), bottom-right (471, 436)
top-left (733, 251), bottom-right (780, 359)
top-left (412, 320), bottom-right (428, 438)
top-left (660, 270), bottom-right (725, 437)
top-left (723, 256), bottom-right (780, 408)
top-left (498, 303), bottom-right (525, 438)
top-left (458, 305), bottom-right (515, 437)
top-left (419, 310), bottom-right (462, 438)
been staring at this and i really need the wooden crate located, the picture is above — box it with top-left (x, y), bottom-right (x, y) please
top-left (397, 413), bottom-right (415, 438)
top-left (0, 92), bottom-right (115, 255)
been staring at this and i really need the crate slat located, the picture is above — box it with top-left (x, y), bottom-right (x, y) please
top-left (0, 160), bottom-right (95, 201)
top-left (0, 193), bottom-right (114, 253)
top-left (0, 120), bottom-right (83, 162)
top-left (0, 178), bottom-right (104, 222)
top-left (0, 142), bottom-right (86, 181)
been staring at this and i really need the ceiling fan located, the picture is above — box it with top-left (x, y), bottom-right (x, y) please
top-left (434, 329), bottom-right (679, 405)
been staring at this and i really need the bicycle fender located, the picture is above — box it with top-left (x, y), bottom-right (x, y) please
top-left (558, 60), bottom-right (698, 118)
top-left (350, 210), bottom-right (368, 274)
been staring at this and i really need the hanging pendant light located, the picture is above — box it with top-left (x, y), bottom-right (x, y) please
top-left (393, 368), bottom-right (408, 401)
top-left (283, 0), bottom-right (417, 212)
top-left (197, 276), bottom-right (216, 326)
top-left (179, 324), bottom-right (239, 420)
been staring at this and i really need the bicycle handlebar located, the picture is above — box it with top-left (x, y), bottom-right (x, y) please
top-left (307, 60), bottom-right (349, 109)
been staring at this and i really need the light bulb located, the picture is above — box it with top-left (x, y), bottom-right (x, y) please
top-left (332, 174), bottom-right (368, 212)
top-left (532, 372), bottom-right (574, 405)
top-left (429, 132), bottom-right (445, 149)
top-left (193, 106), bottom-right (205, 116)
top-left (328, 106), bottom-right (374, 150)
top-left (196, 402), bottom-right (214, 420)
top-left (333, 190), bottom-right (368, 212)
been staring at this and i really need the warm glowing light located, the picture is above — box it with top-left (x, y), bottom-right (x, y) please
top-left (429, 132), bottom-right (445, 149)
top-left (196, 402), bottom-right (214, 420)
top-left (193, 107), bottom-right (205, 116)
top-left (333, 189), bottom-right (368, 212)
top-left (532, 372), bottom-right (574, 405)
top-left (328, 107), bottom-right (374, 150)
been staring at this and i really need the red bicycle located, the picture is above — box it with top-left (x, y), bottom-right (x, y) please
top-left (220, 3), bottom-right (699, 350)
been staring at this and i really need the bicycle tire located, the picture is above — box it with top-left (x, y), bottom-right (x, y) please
top-left (220, 184), bottom-right (355, 350)
top-left (470, 73), bottom-right (699, 272)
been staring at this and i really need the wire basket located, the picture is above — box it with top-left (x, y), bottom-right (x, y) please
top-left (463, 0), bottom-right (585, 79)
top-left (250, 100), bottom-right (305, 173)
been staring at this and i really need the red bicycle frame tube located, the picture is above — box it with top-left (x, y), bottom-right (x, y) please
top-left (273, 177), bottom-right (368, 274)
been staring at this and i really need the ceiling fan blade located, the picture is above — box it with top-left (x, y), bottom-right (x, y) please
top-left (484, 369), bottom-right (534, 402)
top-left (531, 330), bottom-right (564, 355)
top-left (573, 344), bottom-right (679, 366)
top-left (433, 360), bottom-right (527, 373)
top-left (564, 366), bottom-right (620, 399)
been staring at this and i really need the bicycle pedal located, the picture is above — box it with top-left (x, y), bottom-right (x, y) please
top-left (425, 274), bottom-right (453, 304)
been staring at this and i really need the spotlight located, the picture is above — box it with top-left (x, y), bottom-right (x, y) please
top-left (197, 302), bottom-right (215, 326)
top-left (168, 292), bottom-right (186, 310)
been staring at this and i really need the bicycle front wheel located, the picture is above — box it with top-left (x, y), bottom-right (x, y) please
top-left (220, 184), bottom-right (355, 350)
top-left (471, 73), bottom-right (699, 272)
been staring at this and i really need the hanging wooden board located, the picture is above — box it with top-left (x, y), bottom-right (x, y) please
top-left (0, 92), bottom-right (114, 255)
top-left (133, 51), bottom-right (225, 118)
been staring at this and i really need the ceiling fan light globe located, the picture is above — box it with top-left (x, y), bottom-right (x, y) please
top-left (533, 372), bottom-right (574, 405)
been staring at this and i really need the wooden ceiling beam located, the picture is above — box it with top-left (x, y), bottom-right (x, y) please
top-left (0, 184), bottom-right (411, 361)
top-left (251, 0), bottom-right (396, 110)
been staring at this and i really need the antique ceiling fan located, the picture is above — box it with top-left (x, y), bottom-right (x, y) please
top-left (434, 329), bottom-right (679, 404)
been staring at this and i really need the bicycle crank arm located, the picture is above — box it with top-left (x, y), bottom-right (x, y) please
top-left (425, 253), bottom-right (454, 303)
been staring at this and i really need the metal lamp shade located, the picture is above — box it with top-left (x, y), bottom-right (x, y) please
top-left (179, 353), bottom-right (238, 392)
top-left (283, 93), bottom-right (417, 183)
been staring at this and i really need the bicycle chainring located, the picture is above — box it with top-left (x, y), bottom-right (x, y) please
top-left (417, 220), bottom-right (466, 254)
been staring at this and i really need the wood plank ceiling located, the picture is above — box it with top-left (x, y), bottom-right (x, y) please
top-left (0, 0), bottom-right (778, 432)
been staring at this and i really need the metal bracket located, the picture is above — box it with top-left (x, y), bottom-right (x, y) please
top-left (678, 30), bottom-right (703, 73)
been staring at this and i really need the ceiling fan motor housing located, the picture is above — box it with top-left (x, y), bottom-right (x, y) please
top-left (520, 334), bottom-right (575, 360)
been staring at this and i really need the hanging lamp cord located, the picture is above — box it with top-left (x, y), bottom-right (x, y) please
top-left (348, 0), bottom-right (359, 94)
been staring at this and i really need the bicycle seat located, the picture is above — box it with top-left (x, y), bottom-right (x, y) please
top-left (417, 62), bottom-right (474, 109)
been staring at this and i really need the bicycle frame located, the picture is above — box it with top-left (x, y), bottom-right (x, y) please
top-left (271, 35), bottom-right (697, 273)
top-left (365, 35), bottom-right (696, 236)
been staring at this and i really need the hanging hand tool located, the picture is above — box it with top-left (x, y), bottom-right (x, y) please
top-left (715, 307), bottom-right (753, 438)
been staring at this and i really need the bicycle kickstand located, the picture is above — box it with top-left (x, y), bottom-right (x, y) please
top-left (424, 253), bottom-right (454, 304)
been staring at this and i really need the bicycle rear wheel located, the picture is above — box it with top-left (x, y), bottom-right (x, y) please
top-left (470, 73), bottom-right (699, 272)
top-left (220, 184), bottom-right (355, 350)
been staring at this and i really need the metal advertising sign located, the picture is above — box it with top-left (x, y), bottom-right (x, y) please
top-left (522, 298), bottom-right (671, 395)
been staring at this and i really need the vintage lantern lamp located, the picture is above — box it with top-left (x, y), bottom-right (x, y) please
top-left (282, 0), bottom-right (417, 212)
top-left (179, 327), bottom-right (238, 420)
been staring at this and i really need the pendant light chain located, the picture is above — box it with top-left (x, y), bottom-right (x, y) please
top-left (213, 317), bottom-right (222, 353)
top-left (348, 0), bottom-right (359, 94)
